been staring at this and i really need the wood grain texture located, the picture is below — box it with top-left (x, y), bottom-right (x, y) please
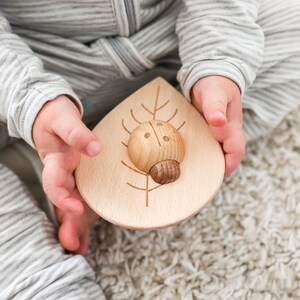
top-left (149, 159), bottom-right (181, 184)
top-left (75, 77), bottom-right (225, 229)
top-left (128, 120), bottom-right (184, 174)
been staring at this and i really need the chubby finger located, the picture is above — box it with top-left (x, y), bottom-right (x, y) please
top-left (52, 109), bottom-right (101, 157)
top-left (58, 214), bottom-right (80, 252)
top-left (58, 215), bottom-right (90, 255)
top-left (56, 208), bottom-right (90, 255)
top-left (223, 123), bottom-right (246, 176)
top-left (42, 155), bottom-right (84, 215)
top-left (200, 88), bottom-right (228, 127)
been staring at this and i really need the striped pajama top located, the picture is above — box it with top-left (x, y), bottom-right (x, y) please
top-left (0, 0), bottom-right (299, 148)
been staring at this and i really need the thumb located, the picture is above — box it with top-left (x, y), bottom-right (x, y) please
top-left (200, 88), bottom-right (228, 127)
top-left (52, 108), bottom-right (101, 156)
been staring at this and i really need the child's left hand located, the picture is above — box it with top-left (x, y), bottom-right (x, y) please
top-left (191, 76), bottom-right (246, 176)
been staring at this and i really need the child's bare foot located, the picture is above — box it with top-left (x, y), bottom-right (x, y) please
top-left (55, 202), bottom-right (99, 256)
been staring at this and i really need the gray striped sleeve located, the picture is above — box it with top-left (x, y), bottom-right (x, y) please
top-left (0, 15), bottom-right (83, 148)
top-left (0, 164), bottom-right (105, 299)
top-left (176, 0), bottom-right (265, 99)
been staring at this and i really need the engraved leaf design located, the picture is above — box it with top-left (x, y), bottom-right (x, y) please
top-left (121, 85), bottom-right (185, 207)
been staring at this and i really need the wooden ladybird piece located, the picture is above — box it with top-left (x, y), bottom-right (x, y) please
top-left (127, 120), bottom-right (184, 184)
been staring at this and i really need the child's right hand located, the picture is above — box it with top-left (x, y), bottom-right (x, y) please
top-left (32, 95), bottom-right (101, 215)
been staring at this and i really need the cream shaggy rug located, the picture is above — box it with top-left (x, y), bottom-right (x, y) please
top-left (87, 107), bottom-right (300, 300)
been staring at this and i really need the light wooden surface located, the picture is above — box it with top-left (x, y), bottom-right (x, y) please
top-left (75, 77), bottom-right (225, 229)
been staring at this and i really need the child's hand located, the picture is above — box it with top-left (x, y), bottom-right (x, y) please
top-left (191, 76), bottom-right (246, 176)
top-left (32, 95), bottom-right (101, 215)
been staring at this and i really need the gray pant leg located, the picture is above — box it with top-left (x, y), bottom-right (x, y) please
top-left (0, 164), bottom-right (106, 300)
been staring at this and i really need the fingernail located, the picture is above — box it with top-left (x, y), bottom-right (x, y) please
top-left (86, 140), bottom-right (101, 156)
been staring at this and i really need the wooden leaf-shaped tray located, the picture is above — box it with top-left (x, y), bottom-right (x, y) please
top-left (76, 77), bottom-right (225, 229)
